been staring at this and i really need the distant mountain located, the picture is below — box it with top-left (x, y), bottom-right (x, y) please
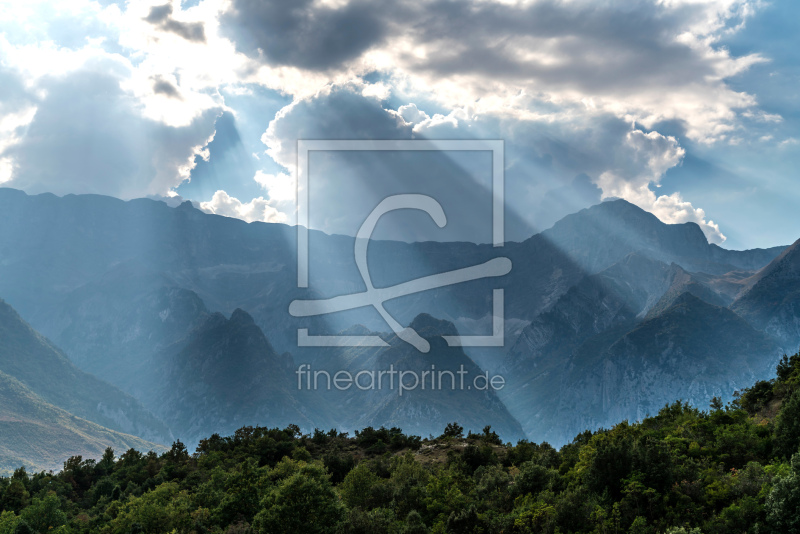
top-left (1, 189), bottom-right (783, 356)
top-left (0, 299), bottom-right (172, 444)
top-left (732, 239), bottom-right (800, 348)
top-left (503, 292), bottom-right (781, 444)
top-left (541, 199), bottom-right (785, 275)
top-left (298, 314), bottom-right (526, 441)
top-left (0, 370), bottom-right (166, 474)
top-left (643, 263), bottom-right (729, 319)
top-left (147, 308), bottom-right (333, 445)
top-left (36, 266), bottom-right (212, 395)
top-left (0, 187), bottom-right (793, 445)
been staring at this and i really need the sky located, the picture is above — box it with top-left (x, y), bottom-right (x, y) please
top-left (0, 0), bottom-right (797, 249)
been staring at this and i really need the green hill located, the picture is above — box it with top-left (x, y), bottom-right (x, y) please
top-left (0, 370), bottom-right (166, 474)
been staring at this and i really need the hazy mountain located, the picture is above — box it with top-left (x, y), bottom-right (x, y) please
top-left (503, 292), bottom-right (782, 444)
top-left (0, 299), bottom-right (172, 444)
top-left (732, 239), bottom-right (800, 347)
top-left (298, 314), bottom-right (526, 440)
top-left (643, 263), bottom-right (729, 319)
top-left (541, 199), bottom-right (785, 275)
top-left (0, 370), bottom-right (166, 474)
top-left (0, 187), bottom-right (793, 445)
top-left (37, 266), bottom-right (212, 395)
top-left (146, 308), bottom-right (335, 445)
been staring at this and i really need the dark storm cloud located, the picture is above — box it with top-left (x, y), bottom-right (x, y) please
top-left (144, 3), bottom-right (206, 43)
top-left (152, 77), bottom-right (182, 99)
top-left (403, 0), bottom-right (710, 92)
top-left (144, 3), bottom-right (173, 23)
top-left (220, 0), bottom-right (396, 71)
top-left (220, 0), bottom-right (727, 93)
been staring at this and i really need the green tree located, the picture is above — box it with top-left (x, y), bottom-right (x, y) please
top-left (402, 510), bottom-right (429, 534)
top-left (338, 507), bottom-right (396, 534)
top-left (513, 462), bottom-right (552, 498)
top-left (765, 451), bottom-right (800, 533)
top-left (214, 459), bottom-right (269, 526)
top-left (0, 480), bottom-right (29, 514)
top-left (19, 494), bottom-right (67, 533)
top-left (339, 463), bottom-right (381, 510)
top-left (775, 389), bottom-right (800, 458)
top-left (442, 423), bottom-right (464, 439)
top-left (0, 511), bottom-right (19, 534)
top-left (253, 462), bottom-right (343, 534)
top-left (445, 504), bottom-right (480, 533)
top-left (107, 482), bottom-right (194, 534)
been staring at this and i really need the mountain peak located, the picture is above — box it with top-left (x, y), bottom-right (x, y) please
top-left (229, 308), bottom-right (255, 326)
top-left (539, 196), bottom-right (725, 274)
top-left (409, 313), bottom-right (459, 337)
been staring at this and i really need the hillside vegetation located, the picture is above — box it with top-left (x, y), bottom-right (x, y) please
top-left (3, 349), bottom-right (800, 533)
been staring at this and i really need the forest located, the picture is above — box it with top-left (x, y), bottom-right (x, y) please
top-left (3, 349), bottom-right (800, 534)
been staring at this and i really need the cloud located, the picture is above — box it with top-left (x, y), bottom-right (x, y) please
top-left (261, 83), bottom-right (411, 173)
top-left (257, 84), bottom-right (716, 242)
top-left (258, 85), bottom-right (536, 241)
top-left (254, 170), bottom-right (295, 204)
top-left (199, 189), bottom-right (286, 223)
top-left (152, 76), bottom-right (182, 99)
top-left (0, 0), bottom-right (233, 198)
top-left (143, 2), bottom-right (206, 43)
top-left (651, 192), bottom-right (726, 244)
top-left (2, 62), bottom-right (221, 199)
top-left (397, 103), bottom-right (429, 125)
top-left (221, 0), bottom-right (771, 144)
top-left (596, 129), bottom-right (726, 243)
top-left (221, 0), bottom-right (390, 70)
top-left (0, 0), bottom-right (784, 240)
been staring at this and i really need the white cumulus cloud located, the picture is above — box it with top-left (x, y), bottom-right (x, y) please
top-left (199, 189), bottom-right (287, 223)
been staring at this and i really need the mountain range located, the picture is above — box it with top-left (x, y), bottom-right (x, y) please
top-left (1, 186), bottom-right (798, 466)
